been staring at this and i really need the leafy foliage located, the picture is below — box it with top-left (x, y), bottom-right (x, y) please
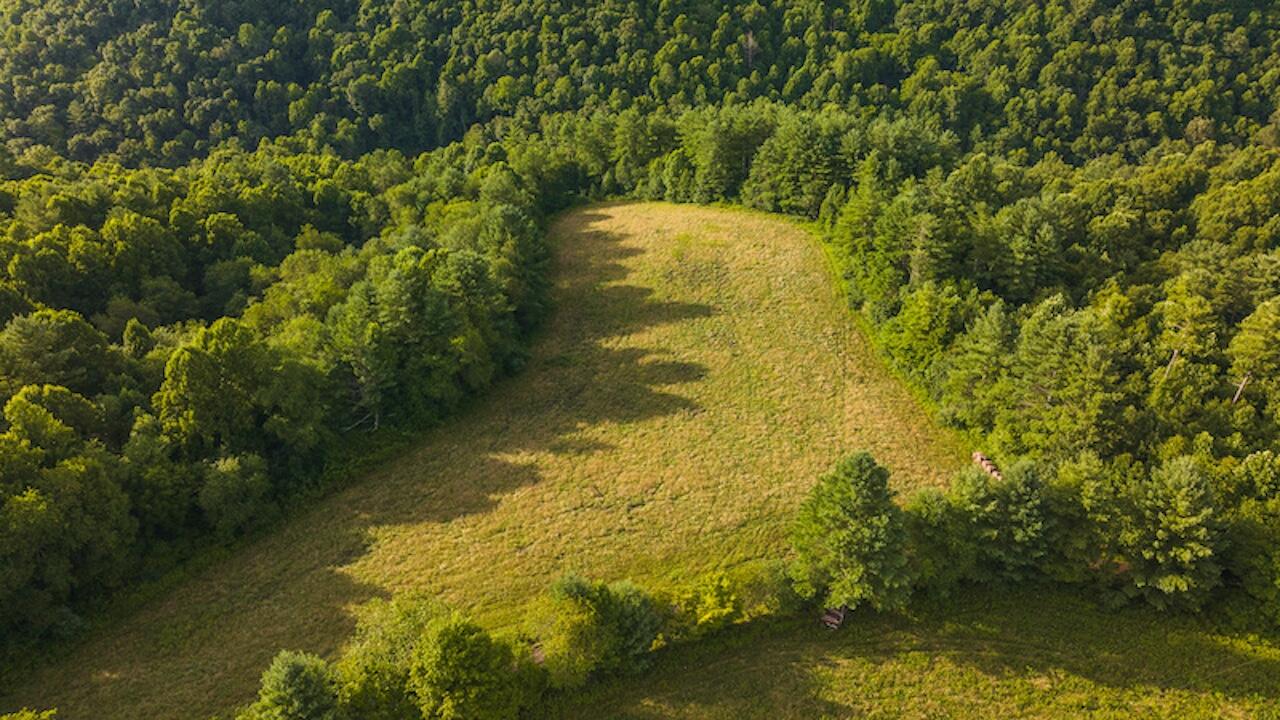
top-left (4, 0), bottom-right (1280, 697)
top-left (788, 452), bottom-right (912, 611)
top-left (240, 650), bottom-right (339, 720)
top-left (408, 614), bottom-right (527, 720)
top-left (533, 575), bottom-right (663, 689)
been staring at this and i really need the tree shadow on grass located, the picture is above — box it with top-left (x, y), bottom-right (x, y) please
top-left (341, 210), bottom-right (714, 526)
top-left (898, 584), bottom-right (1280, 704)
top-left (547, 585), bottom-right (1280, 719)
top-left (1, 207), bottom-right (716, 719)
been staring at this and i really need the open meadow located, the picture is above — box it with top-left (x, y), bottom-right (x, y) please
top-left (2, 202), bottom-right (965, 719)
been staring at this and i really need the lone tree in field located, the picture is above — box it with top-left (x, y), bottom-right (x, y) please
top-left (789, 452), bottom-right (912, 611)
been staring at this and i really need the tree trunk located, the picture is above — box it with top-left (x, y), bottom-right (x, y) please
top-left (1233, 373), bottom-right (1251, 404)
top-left (1163, 347), bottom-right (1180, 379)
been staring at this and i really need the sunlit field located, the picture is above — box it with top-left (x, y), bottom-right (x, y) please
top-left (3, 203), bottom-right (965, 719)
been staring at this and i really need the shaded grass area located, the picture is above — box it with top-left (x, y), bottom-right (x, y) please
top-left (2, 202), bottom-right (964, 719)
top-left (542, 584), bottom-right (1280, 719)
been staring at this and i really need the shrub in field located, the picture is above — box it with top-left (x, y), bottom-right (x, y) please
top-left (533, 575), bottom-right (662, 688)
top-left (409, 614), bottom-right (529, 720)
top-left (1224, 497), bottom-right (1280, 625)
top-left (336, 594), bottom-right (447, 720)
top-left (903, 487), bottom-right (978, 595)
top-left (662, 572), bottom-right (743, 641)
top-left (727, 561), bottom-right (806, 619)
top-left (604, 581), bottom-right (665, 670)
top-left (239, 650), bottom-right (339, 720)
top-left (1038, 452), bottom-right (1112, 585)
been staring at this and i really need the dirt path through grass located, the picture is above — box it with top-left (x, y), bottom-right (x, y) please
top-left (2, 202), bottom-right (964, 719)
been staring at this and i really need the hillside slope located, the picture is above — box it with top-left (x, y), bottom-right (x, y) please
top-left (2, 202), bottom-right (964, 719)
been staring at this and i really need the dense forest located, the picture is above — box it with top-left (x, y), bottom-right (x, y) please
top-left (3, 0), bottom-right (1280, 717)
top-left (2, 0), bottom-right (1278, 165)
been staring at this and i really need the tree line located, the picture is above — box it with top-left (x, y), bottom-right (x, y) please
top-left (0, 140), bottom-right (554, 649)
top-left (576, 101), bottom-right (1280, 616)
top-left (220, 567), bottom-right (775, 720)
top-left (121, 443), bottom-right (1261, 720)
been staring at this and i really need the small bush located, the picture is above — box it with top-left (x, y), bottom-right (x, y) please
top-left (605, 581), bottom-right (664, 669)
top-left (662, 573), bottom-right (743, 642)
top-left (239, 650), bottom-right (338, 720)
top-left (1036, 454), bottom-right (1098, 584)
top-left (409, 613), bottom-right (527, 720)
top-left (533, 575), bottom-right (663, 688)
top-left (1224, 497), bottom-right (1280, 626)
top-left (725, 560), bottom-right (805, 619)
top-left (903, 487), bottom-right (978, 595)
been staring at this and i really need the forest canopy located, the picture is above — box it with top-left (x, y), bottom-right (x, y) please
top-left (0, 0), bottom-right (1277, 165)
top-left (3, 0), bottom-right (1280, 678)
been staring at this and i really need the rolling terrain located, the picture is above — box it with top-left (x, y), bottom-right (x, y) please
top-left (3, 203), bottom-right (965, 719)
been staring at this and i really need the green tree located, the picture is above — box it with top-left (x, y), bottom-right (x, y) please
top-left (0, 310), bottom-right (115, 398)
top-left (1228, 298), bottom-right (1280, 408)
top-left (948, 460), bottom-right (1048, 582)
top-left (788, 452), bottom-right (912, 610)
top-left (1122, 456), bottom-right (1223, 610)
top-left (1224, 496), bottom-right (1280, 625)
top-left (241, 650), bottom-right (338, 720)
top-left (936, 301), bottom-right (1013, 431)
top-left (903, 487), bottom-right (978, 595)
top-left (533, 576), bottom-right (661, 689)
top-left (990, 297), bottom-right (1127, 461)
top-left (409, 614), bottom-right (525, 720)
top-left (198, 454), bottom-right (274, 539)
top-left (741, 111), bottom-right (849, 217)
top-left (337, 594), bottom-right (446, 720)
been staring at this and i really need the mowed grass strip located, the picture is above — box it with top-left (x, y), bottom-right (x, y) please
top-left (2, 202), bottom-right (965, 719)
top-left (541, 584), bottom-right (1280, 720)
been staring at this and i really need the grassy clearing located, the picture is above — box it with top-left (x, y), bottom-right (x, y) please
top-left (542, 584), bottom-right (1280, 719)
top-left (2, 202), bottom-right (964, 719)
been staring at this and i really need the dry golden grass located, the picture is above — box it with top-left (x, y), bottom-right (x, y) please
top-left (2, 202), bottom-right (965, 719)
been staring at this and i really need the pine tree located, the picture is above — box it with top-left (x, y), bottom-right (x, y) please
top-left (1122, 456), bottom-right (1222, 610)
top-left (788, 452), bottom-right (912, 610)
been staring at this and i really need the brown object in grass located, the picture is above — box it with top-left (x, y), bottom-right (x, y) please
top-left (821, 607), bottom-right (848, 630)
top-left (972, 451), bottom-right (1003, 481)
